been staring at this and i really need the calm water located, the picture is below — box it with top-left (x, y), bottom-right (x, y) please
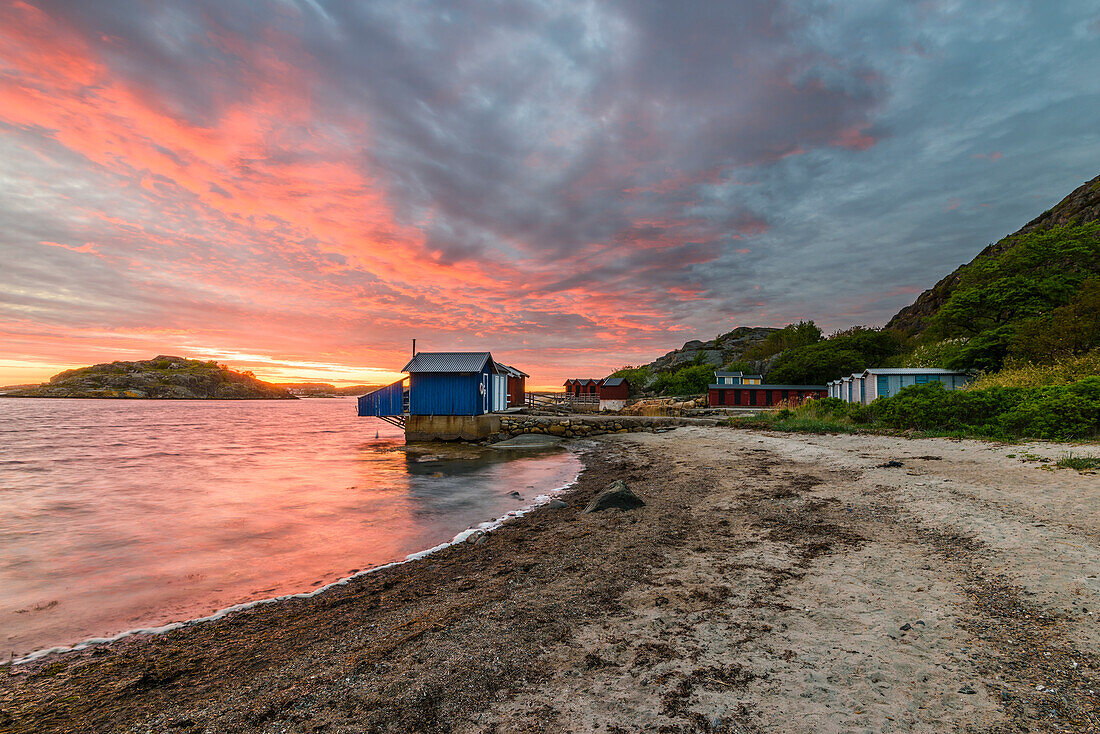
top-left (0, 397), bottom-right (580, 659)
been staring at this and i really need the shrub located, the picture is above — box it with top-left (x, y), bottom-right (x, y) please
top-left (743, 321), bottom-right (822, 361)
top-left (766, 327), bottom-right (909, 384)
top-left (864, 378), bottom-right (1100, 440)
top-left (732, 379), bottom-right (1100, 441)
top-left (649, 363), bottom-right (713, 396)
top-left (971, 349), bottom-right (1100, 389)
top-left (609, 365), bottom-right (653, 393)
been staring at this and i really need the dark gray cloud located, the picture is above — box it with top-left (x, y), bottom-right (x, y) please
top-left (2, 0), bottom-right (1099, 381)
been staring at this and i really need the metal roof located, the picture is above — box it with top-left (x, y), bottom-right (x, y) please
top-left (602, 377), bottom-right (626, 387)
top-left (859, 367), bottom-right (970, 376)
top-left (709, 383), bottom-right (827, 390)
top-left (401, 352), bottom-right (493, 373)
top-left (497, 363), bottom-right (530, 378)
top-left (714, 371), bottom-right (743, 377)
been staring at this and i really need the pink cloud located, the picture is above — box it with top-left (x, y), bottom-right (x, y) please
top-left (832, 125), bottom-right (877, 151)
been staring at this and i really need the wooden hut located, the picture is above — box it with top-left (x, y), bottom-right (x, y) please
top-left (598, 377), bottom-right (630, 410)
top-left (498, 363), bottom-right (529, 408)
top-left (400, 352), bottom-right (508, 415)
top-left (848, 368), bottom-right (971, 404)
top-left (708, 383), bottom-right (827, 408)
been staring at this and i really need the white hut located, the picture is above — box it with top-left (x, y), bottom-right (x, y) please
top-left (858, 368), bottom-right (971, 404)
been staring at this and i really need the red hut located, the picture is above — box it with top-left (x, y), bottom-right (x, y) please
top-left (499, 363), bottom-right (529, 408)
top-left (598, 377), bottom-right (630, 410)
top-left (707, 383), bottom-right (827, 408)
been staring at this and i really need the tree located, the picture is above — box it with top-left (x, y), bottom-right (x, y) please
top-left (744, 320), bottom-right (823, 360)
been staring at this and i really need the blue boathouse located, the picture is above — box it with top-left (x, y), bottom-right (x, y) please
top-left (403, 351), bottom-right (508, 416)
top-left (357, 351), bottom-right (514, 426)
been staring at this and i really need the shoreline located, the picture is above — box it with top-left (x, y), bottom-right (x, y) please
top-left (3, 427), bottom-right (1098, 733)
top-left (3, 463), bottom-right (582, 668)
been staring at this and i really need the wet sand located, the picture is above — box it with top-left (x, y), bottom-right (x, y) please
top-left (2, 427), bottom-right (1098, 733)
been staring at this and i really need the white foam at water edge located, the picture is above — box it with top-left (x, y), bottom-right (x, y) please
top-left (4, 470), bottom-right (581, 667)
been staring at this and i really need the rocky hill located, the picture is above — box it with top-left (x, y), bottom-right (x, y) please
top-left (888, 173), bottom-right (1100, 335)
top-left (637, 326), bottom-right (778, 374)
top-left (4, 356), bottom-right (296, 399)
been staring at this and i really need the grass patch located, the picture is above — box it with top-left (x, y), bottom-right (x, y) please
top-left (1057, 452), bottom-right (1100, 471)
top-left (727, 402), bottom-right (860, 434)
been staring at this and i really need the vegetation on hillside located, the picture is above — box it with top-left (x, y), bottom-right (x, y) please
top-left (610, 355), bottom-right (715, 396)
top-left (613, 177), bottom-right (1100, 423)
top-left (741, 321), bottom-right (822, 361)
top-left (4, 356), bottom-right (296, 399)
top-left (969, 349), bottom-right (1100, 389)
top-left (922, 223), bottom-right (1100, 371)
top-left (766, 326), bottom-right (909, 385)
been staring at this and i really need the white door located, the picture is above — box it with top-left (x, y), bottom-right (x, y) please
top-left (491, 374), bottom-right (507, 412)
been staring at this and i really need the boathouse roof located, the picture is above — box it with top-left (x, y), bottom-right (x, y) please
top-left (498, 363), bottom-right (530, 378)
top-left (602, 377), bottom-right (626, 387)
top-left (401, 352), bottom-right (495, 373)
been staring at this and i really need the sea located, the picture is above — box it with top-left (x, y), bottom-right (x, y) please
top-left (0, 397), bottom-right (581, 661)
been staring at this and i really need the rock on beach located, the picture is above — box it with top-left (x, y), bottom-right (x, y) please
top-left (583, 479), bottom-right (646, 513)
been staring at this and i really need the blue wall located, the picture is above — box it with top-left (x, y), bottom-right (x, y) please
top-left (409, 370), bottom-right (488, 415)
top-left (358, 379), bottom-right (405, 417)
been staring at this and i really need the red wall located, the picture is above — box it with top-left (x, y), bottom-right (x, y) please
top-left (507, 376), bottom-right (526, 407)
top-left (599, 382), bottom-right (630, 400)
top-left (707, 386), bottom-right (826, 407)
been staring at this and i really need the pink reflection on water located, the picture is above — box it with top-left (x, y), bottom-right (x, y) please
top-left (0, 398), bottom-right (580, 657)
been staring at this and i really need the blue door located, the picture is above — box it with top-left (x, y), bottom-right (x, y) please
top-left (877, 375), bottom-right (889, 399)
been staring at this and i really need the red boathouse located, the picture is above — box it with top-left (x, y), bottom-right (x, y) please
top-left (498, 363), bottom-right (529, 408)
top-left (708, 383), bottom-right (827, 408)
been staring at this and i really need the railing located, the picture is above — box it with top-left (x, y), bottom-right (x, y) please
top-left (358, 379), bottom-right (408, 428)
top-left (526, 392), bottom-right (601, 413)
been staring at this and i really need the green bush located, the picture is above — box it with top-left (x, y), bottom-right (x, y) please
top-left (649, 363), bottom-right (713, 396)
top-left (738, 379), bottom-right (1100, 441)
top-left (767, 328), bottom-right (909, 384)
top-left (865, 379), bottom-right (1100, 440)
top-left (609, 365), bottom-right (652, 393)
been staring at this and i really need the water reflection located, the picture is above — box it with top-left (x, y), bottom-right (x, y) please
top-left (0, 398), bottom-right (580, 657)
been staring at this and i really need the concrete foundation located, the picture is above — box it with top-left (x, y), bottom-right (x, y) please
top-left (405, 414), bottom-right (501, 442)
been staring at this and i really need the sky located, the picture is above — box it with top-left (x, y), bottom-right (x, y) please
top-left (2, 1), bottom-right (1099, 389)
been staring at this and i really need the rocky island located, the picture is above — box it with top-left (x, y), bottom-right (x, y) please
top-left (1, 356), bottom-right (296, 399)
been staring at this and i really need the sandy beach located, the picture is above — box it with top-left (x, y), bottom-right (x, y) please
top-left (2, 426), bottom-right (1098, 733)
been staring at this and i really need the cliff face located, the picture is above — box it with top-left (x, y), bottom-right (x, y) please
top-left (641, 326), bottom-right (778, 374)
top-left (5, 356), bottom-right (296, 399)
top-left (887, 173), bottom-right (1100, 335)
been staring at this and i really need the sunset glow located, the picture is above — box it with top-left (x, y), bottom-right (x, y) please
top-left (3, 1), bottom-right (1099, 386)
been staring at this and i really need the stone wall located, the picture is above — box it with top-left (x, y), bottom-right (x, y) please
top-left (494, 415), bottom-right (704, 441)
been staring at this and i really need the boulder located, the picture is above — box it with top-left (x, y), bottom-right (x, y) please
top-left (583, 480), bottom-right (646, 513)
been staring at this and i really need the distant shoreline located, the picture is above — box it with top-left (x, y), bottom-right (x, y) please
top-left (0, 393), bottom-right (299, 400)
